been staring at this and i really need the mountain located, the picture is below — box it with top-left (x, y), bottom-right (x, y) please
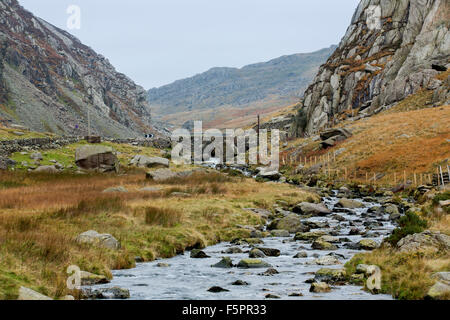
top-left (148, 46), bottom-right (336, 128)
top-left (0, 0), bottom-right (156, 138)
top-left (297, 0), bottom-right (449, 135)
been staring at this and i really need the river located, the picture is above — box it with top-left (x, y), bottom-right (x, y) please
top-left (87, 194), bottom-right (395, 300)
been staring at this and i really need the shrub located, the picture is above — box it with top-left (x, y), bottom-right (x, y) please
top-left (387, 211), bottom-right (428, 246)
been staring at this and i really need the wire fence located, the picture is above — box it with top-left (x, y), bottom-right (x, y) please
top-left (280, 152), bottom-right (449, 188)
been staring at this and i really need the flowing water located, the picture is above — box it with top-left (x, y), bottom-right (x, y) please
top-left (87, 195), bottom-right (395, 300)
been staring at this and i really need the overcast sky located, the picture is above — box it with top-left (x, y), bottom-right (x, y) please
top-left (19, 0), bottom-right (360, 89)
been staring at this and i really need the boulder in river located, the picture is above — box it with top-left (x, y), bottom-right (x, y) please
top-left (308, 255), bottom-right (342, 266)
top-left (260, 268), bottom-right (279, 276)
top-left (294, 230), bottom-right (329, 241)
top-left (312, 240), bottom-right (338, 251)
top-left (212, 257), bottom-right (234, 268)
top-left (257, 247), bottom-right (281, 257)
top-left (222, 247), bottom-right (243, 254)
top-left (237, 259), bottom-right (272, 269)
top-left (208, 286), bottom-right (229, 293)
top-left (81, 287), bottom-right (130, 300)
top-left (190, 249), bottom-right (210, 259)
top-left (76, 230), bottom-right (121, 250)
top-left (293, 251), bottom-right (308, 258)
top-left (231, 280), bottom-right (249, 286)
top-left (265, 294), bottom-right (281, 299)
top-left (249, 248), bottom-right (266, 258)
top-left (314, 268), bottom-right (347, 284)
top-left (310, 282), bottom-right (331, 293)
top-left (336, 198), bottom-right (365, 209)
top-left (269, 214), bottom-right (309, 233)
top-left (293, 202), bottom-right (331, 216)
top-left (271, 230), bottom-right (290, 237)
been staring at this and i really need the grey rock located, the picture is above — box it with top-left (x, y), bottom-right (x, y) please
top-left (129, 155), bottom-right (169, 168)
top-left (293, 202), bottom-right (331, 216)
top-left (76, 230), bottom-right (121, 250)
top-left (18, 287), bottom-right (52, 300)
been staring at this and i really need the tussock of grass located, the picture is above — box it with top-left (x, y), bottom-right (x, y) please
top-left (144, 207), bottom-right (183, 227)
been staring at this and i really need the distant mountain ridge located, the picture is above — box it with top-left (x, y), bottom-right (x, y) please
top-left (148, 46), bottom-right (336, 127)
top-left (0, 0), bottom-right (157, 138)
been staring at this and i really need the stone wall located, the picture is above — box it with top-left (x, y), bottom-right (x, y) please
top-left (0, 136), bottom-right (80, 156)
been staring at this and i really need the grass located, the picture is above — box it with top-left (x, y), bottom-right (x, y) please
top-left (0, 124), bottom-right (55, 141)
top-left (0, 169), bottom-right (317, 299)
top-left (282, 104), bottom-right (450, 185)
top-left (144, 207), bottom-right (183, 227)
top-left (345, 194), bottom-right (450, 300)
top-left (9, 140), bottom-right (168, 170)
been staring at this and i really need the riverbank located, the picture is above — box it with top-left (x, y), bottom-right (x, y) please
top-left (0, 169), bottom-right (318, 299)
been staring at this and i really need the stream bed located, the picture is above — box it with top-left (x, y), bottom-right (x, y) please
top-left (87, 194), bottom-right (395, 300)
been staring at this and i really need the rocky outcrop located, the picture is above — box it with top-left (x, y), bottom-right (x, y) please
top-left (397, 230), bottom-right (450, 253)
top-left (299, 0), bottom-right (449, 134)
top-left (0, 0), bottom-right (156, 138)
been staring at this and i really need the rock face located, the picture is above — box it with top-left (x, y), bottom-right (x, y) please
top-left (75, 145), bottom-right (118, 172)
top-left (148, 46), bottom-right (335, 126)
top-left (297, 0), bottom-right (450, 135)
top-left (0, 0), bottom-right (156, 138)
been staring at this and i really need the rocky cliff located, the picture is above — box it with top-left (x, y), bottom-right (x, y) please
top-left (148, 46), bottom-right (335, 126)
top-left (301, 0), bottom-right (449, 135)
top-left (0, 0), bottom-right (155, 138)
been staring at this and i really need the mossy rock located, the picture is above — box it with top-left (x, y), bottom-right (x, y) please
top-left (211, 257), bottom-right (233, 269)
top-left (312, 240), bottom-right (338, 251)
top-left (314, 268), bottom-right (347, 284)
top-left (294, 231), bottom-right (328, 241)
top-left (237, 259), bottom-right (272, 269)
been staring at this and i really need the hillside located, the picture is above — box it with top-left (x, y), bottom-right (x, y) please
top-left (294, 0), bottom-right (449, 135)
top-left (0, 0), bottom-right (157, 138)
top-left (148, 46), bottom-right (336, 128)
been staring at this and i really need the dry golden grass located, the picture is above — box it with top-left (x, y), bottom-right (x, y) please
top-left (0, 170), bottom-right (317, 299)
top-left (283, 104), bottom-right (450, 185)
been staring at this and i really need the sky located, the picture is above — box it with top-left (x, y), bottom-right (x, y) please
top-left (18, 0), bottom-right (360, 89)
